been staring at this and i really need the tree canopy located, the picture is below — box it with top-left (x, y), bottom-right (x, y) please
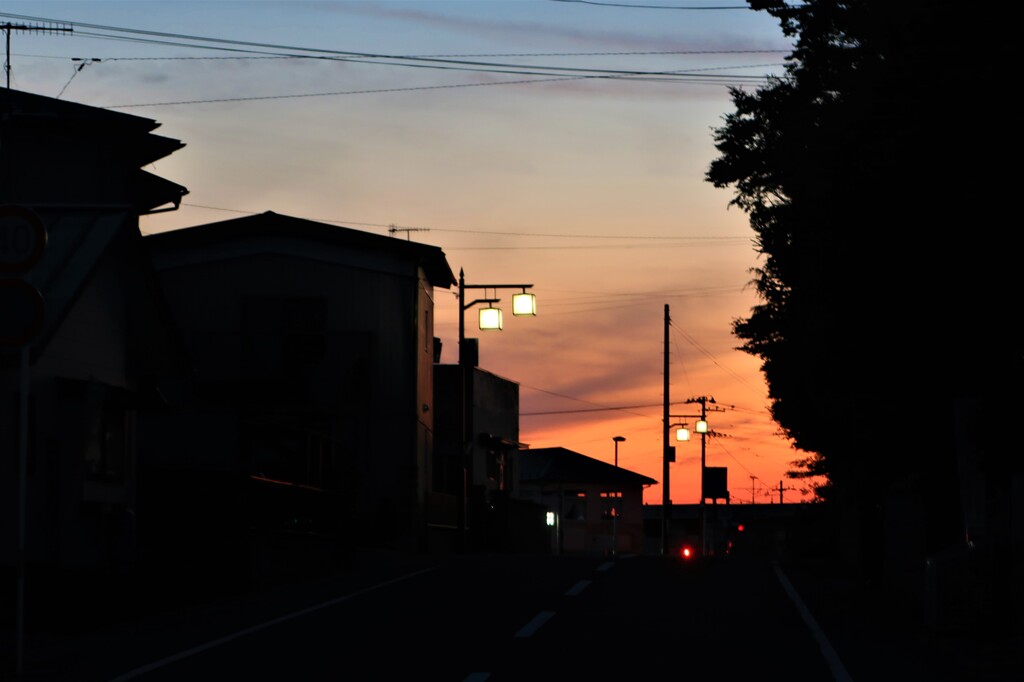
top-left (707, 0), bottom-right (1021, 557)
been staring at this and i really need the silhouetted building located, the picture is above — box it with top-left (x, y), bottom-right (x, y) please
top-left (141, 212), bottom-right (454, 588)
top-left (433, 364), bottom-right (547, 553)
top-left (0, 89), bottom-right (188, 618)
top-left (518, 447), bottom-right (656, 555)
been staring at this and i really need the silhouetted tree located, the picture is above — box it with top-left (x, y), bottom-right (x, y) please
top-left (707, 0), bottom-right (1021, 580)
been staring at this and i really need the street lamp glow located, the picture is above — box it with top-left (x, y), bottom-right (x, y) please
top-left (676, 427), bottom-right (691, 442)
top-left (512, 291), bottom-right (537, 316)
top-left (695, 419), bottom-right (709, 434)
top-left (458, 270), bottom-right (537, 363)
top-left (478, 306), bottom-right (503, 330)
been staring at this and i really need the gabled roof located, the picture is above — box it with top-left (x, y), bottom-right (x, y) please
top-left (0, 88), bottom-right (164, 132)
top-left (0, 89), bottom-right (188, 214)
top-left (519, 447), bottom-right (657, 487)
top-left (145, 211), bottom-right (456, 289)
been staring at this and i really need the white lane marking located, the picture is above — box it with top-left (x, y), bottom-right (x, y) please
top-left (773, 563), bottom-right (854, 682)
top-left (566, 580), bottom-right (591, 597)
top-left (107, 567), bottom-right (437, 681)
top-left (514, 610), bottom-right (556, 638)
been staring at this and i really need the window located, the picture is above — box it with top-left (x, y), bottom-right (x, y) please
top-left (564, 490), bottom-right (587, 521)
top-left (600, 491), bottom-right (622, 520)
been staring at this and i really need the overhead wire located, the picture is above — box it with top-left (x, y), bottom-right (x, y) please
top-left (1, 10), bottom-right (784, 81)
top-left (1, 10), bottom-right (791, 108)
top-left (173, 202), bottom-right (751, 244)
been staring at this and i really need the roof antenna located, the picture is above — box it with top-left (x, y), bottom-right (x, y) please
top-left (388, 223), bottom-right (430, 241)
top-left (2, 21), bottom-right (74, 89)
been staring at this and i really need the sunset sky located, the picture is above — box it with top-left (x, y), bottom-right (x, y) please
top-left (5, 1), bottom-right (812, 505)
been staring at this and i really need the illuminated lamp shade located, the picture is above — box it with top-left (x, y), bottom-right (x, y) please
top-left (512, 291), bottom-right (537, 316)
top-left (479, 306), bottom-right (503, 330)
top-left (695, 419), bottom-right (708, 434)
top-left (675, 427), bottom-right (691, 442)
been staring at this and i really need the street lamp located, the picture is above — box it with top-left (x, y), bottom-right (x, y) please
top-left (611, 436), bottom-right (626, 556)
top-left (458, 269), bottom-right (536, 366)
top-left (455, 268), bottom-right (537, 553)
top-left (612, 435), bottom-right (625, 467)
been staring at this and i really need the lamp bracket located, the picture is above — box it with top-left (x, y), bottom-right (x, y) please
top-left (464, 297), bottom-right (500, 310)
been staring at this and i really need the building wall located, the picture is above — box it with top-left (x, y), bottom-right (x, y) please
top-left (0, 234), bottom-right (147, 624)
top-left (145, 245), bottom-right (435, 570)
top-left (520, 481), bottom-right (647, 555)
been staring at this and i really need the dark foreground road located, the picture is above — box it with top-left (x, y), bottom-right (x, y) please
top-left (4, 551), bottom-right (1021, 681)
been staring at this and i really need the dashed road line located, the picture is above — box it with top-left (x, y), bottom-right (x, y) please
top-left (566, 579), bottom-right (591, 596)
top-left (514, 610), bottom-right (556, 638)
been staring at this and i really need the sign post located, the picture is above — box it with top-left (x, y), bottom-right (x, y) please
top-left (1, 205), bottom-right (46, 675)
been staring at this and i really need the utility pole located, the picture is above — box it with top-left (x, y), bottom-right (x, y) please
top-left (2, 22), bottom-right (73, 89)
top-left (777, 480), bottom-right (795, 504)
top-left (661, 304), bottom-right (670, 556)
top-left (749, 475), bottom-right (757, 505)
top-left (681, 394), bottom-right (721, 556)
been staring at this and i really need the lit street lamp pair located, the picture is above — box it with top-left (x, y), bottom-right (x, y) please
top-left (458, 268), bottom-right (536, 350)
top-left (476, 287), bottom-right (536, 330)
top-left (674, 419), bottom-right (708, 443)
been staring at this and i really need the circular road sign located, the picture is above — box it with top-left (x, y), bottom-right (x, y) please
top-left (0, 205), bottom-right (48, 275)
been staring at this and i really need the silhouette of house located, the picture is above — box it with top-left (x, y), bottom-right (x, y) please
top-left (0, 89), bottom-right (188, 616)
top-left (141, 212), bottom-right (454, 589)
top-left (518, 447), bottom-right (657, 555)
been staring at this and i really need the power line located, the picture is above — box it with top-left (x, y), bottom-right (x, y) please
top-left (0, 11), bottom-right (783, 81)
top-left (172, 202), bottom-right (751, 243)
top-left (0, 11), bottom-right (790, 108)
top-left (104, 72), bottom-right (753, 109)
top-left (549, 0), bottom-right (752, 9)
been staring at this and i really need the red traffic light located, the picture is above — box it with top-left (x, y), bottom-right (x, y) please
top-left (679, 544), bottom-right (695, 560)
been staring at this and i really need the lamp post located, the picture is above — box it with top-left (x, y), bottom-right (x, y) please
top-left (611, 436), bottom-right (625, 556)
top-left (458, 268), bottom-right (535, 366)
top-left (455, 268), bottom-right (536, 552)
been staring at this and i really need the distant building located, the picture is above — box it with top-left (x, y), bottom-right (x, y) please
top-left (518, 447), bottom-right (656, 555)
top-left (433, 363), bottom-right (547, 553)
top-left (142, 212), bottom-right (454, 588)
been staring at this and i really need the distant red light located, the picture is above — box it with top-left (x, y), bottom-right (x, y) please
top-left (680, 545), bottom-right (694, 560)
top-left (736, 523), bottom-right (745, 532)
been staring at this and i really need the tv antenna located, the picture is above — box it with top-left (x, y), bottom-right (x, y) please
top-left (3, 21), bottom-right (74, 89)
top-left (388, 223), bottom-right (430, 241)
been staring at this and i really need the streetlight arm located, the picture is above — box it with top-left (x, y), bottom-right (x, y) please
top-left (462, 297), bottom-right (500, 311)
top-left (462, 283), bottom-right (534, 290)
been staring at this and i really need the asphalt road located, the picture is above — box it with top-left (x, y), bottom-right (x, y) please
top-left (6, 552), bottom-right (1021, 681)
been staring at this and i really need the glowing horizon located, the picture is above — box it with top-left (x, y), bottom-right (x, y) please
top-left (7, 0), bottom-right (814, 505)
